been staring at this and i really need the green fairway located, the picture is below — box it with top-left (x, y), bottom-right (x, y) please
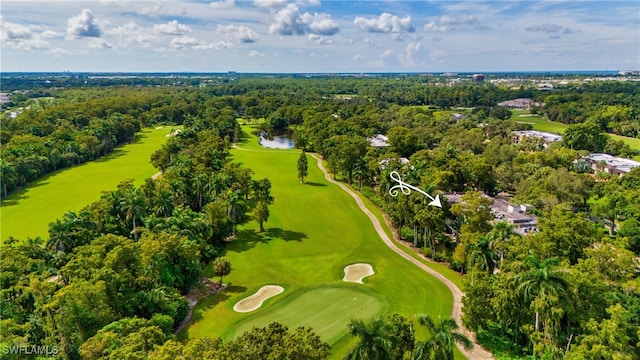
top-left (181, 126), bottom-right (456, 358)
top-left (0, 126), bottom-right (181, 242)
top-left (512, 111), bottom-right (569, 134)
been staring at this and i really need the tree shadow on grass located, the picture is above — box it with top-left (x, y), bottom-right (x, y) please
top-left (178, 284), bottom-right (248, 340)
top-left (229, 228), bottom-right (307, 252)
top-left (304, 181), bottom-right (326, 187)
top-left (265, 227), bottom-right (307, 242)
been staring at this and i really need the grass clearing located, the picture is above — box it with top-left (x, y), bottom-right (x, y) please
top-left (0, 126), bottom-right (181, 242)
top-left (181, 126), bottom-right (458, 358)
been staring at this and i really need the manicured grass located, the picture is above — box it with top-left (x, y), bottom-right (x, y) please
top-left (512, 110), bottom-right (569, 134)
top-left (230, 285), bottom-right (386, 344)
top-left (0, 126), bottom-right (181, 242)
top-left (181, 126), bottom-right (457, 359)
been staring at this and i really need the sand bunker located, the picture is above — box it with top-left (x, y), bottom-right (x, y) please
top-left (233, 285), bottom-right (284, 313)
top-left (343, 263), bottom-right (375, 284)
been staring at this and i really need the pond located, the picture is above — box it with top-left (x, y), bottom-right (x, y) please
top-left (258, 129), bottom-right (295, 149)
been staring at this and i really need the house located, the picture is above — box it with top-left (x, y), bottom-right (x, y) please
top-left (379, 157), bottom-right (409, 169)
top-left (512, 130), bottom-right (563, 148)
top-left (498, 98), bottom-right (537, 110)
top-left (367, 134), bottom-right (390, 147)
top-left (444, 192), bottom-right (538, 235)
top-left (584, 153), bottom-right (640, 177)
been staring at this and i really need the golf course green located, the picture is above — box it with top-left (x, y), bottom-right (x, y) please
top-left (181, 126), bottom-right (456, 359)
top-left (0, 126), bottom-right (181, 242)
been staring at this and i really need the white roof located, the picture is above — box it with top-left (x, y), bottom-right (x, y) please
top-left (585, 153), bottom-right (640, 173)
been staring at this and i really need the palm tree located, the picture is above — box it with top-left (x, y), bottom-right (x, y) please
top-left (213, 256), bottom-right (231, 285)
top-left (344, 317), bottom-right (395, 360)
top-left (0, 160), bottom-right (17, 198)
top-left (489, 221), bottom-right (520, 268)
top-left (414, 315), bottom-right (472, 360)
top-left (467, 234), bottom-right (498, 284)
top-left (226, 191), bottom-right (246, 237)
top-left (191, 172), bottom-right (209, 211)
top-left (119, 187), bottom-right (147, 241)
top-left (515, 255), bottom-right (569, 332)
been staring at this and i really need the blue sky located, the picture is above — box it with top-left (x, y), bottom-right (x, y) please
top-left (1, 1), bottom-right (638, 72)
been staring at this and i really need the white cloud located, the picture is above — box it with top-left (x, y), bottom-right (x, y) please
top-left (154, 20), bottom-right (192, 35)
top-left (430, 49), bottom-right (448, 63)
top-left (217, 24), bottom-right (258, 43)
top-left (108, 22), bottom-right (157, 48)
top-left (269, 4), bottom-right (339, 36)
top-left (170, 36), bottom-right (212, 50)
top-left (525, 23), bottom-right (564, 33)
top-left (398, 42), bottom-right (421, 66)
top-left (41, 30), bottom-right (63, 39)
top-left (140, 3), bottom-right (187, 17)
top-left (249, 50), bottom-right (264, 56)
top-left (380, 49), bottom-right (393, 58)
top-left (308, 34), bottom-right (332, 45)
top-left (66, 9), bottom-right (103, 39)
top-left (424, 15), bottom-right (481, 32)
top-left (254, 0), bottom-right (287, 9)
top-left (0, 17), bottom-right (51, 50)
top-left (210, 0), bottom-right (236, 9)
top-left (88, 39), bottom-right (113, 49)
top-left (353, 13), bottom-right (415, 33)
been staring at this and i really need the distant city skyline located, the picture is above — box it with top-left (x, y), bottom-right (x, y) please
top-left (1, 1), bottom-right (639, 73)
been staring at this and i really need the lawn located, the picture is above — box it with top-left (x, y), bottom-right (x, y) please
top-left (512, 110), bottom-right (640, 158)
top-left (0, 126), bottom-right (181, 242)
top-left (181, 126), bottom-right (458, 359)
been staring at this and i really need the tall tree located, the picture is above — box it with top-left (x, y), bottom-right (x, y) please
top-left (414, 315), bottom-right (473, 360)
top-left (297, 150), bottom-right (309, 183)
top-left (119, 186), bottom-right (147, 241)
top-left (212, 256), bottom-right (231, 285)
top-left (515, 255), bottom-right (569, 333)
top-left (252, 201), bottom-right (270, 232)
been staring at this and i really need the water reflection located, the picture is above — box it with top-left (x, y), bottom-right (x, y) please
top-left (258, 129), bottom-right (295, 149)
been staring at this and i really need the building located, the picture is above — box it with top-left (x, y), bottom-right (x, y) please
top-left (512, 130), bottom-right (563, 148)
top-left (498, 98), bottom-right (537, 110)
top-left (584, 153), bottom-right (640, 177)
top-left (444, 192), bottom-right (537, 235)
top-left (367, 134), bottom-right (390, 147)
top-left (472, 74), bottom-right (485, 83)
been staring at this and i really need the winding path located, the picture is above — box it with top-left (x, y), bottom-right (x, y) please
top-left (311, 154), bottom-right (494, 360)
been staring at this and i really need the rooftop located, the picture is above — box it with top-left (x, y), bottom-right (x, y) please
top-left (585, 153), bottom-right (640, 173)
top-left (513, 130), bottom-right (563, 142)
top-left (368, 134), bottom-right (390, 147)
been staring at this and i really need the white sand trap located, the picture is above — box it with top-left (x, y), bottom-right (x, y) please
top-left (233, 285), bottom-right (284, 313)
top-left (343, 263), bottom-right (375, 284)
top-left (155, 126), bottom-right (164, 129)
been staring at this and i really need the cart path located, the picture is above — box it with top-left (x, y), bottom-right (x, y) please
top-left (311, 154), bottom-right (493, 360)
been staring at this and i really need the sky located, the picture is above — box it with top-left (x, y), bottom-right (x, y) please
top-left (1, 0), bottom-right (639, 73)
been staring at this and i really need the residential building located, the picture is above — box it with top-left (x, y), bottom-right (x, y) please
top-left (584, 153), bottom-right (640, 177)
top-left (367, 134), bottom-right (390, 147)
top-left (444, 192), bottom-right (537, 235)
top-left (512, 130), bottom-right (563, 148)
top-left (497, 98), bottom-right (537, 110)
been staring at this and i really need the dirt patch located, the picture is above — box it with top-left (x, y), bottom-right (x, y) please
top-left (343, 263), bottom-right (374, 284)
top-left (233, 285), bottom-right (284, 313)
top-left (174, 278), bottom-right (226, 335)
